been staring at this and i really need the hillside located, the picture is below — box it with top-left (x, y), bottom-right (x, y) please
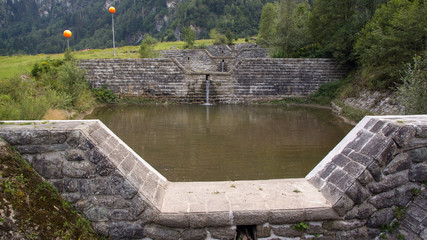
top-left (0, 0), bottom-right (271, 55)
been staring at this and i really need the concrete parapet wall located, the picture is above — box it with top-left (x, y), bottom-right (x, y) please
top-left (0, 115), bottom-right (425, 239)
top-left (81, 57), bottom-right (346, 104)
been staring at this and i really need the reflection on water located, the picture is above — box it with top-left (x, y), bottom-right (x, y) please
top-left (84, 105), bottom-right (353, 181)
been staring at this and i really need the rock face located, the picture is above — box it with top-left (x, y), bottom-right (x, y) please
top-left (0, 115), bottom-right (426, 239)
top-left (343, 89), bottom-right (405, 115)
top-left (80, 47), bottom-right (346, 104)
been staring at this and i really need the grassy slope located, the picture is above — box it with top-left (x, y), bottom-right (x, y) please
top-left (0, 139), bottom-right (101, 239)
top-left (0, 38), bottom-right (247, 80)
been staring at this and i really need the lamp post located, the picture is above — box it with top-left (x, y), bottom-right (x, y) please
top-left (63, 30), bottom-right (72, 49)
top-left (109, 6), bottom-right (116, 57)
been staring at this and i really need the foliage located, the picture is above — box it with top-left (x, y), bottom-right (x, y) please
top-left (354, 0), bottom-right (427, 89)
top-left (397, 56), bottom-right (427, 114)
top-left (257, 2), bottom-right (278, 47)
top-left (0, 55), bottom-right (95, 120)
top-left (92, 85), bottom-right (118, 103)
top-left (210, 29), bottom-right (227, 45)
top-left (225, 29), bottom-right (234, 45)
top-left (139, 34), bottom-right (159, 58)
top-left (309, 0), bottom-right (383, 64)
top-left (182, 26), bottom-right (196, 49)
top-left (292, 222), bottom-right (309, 231)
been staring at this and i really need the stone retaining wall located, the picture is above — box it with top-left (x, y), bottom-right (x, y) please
top-left (80, 57), bottom-right (345, 104)
top-left (0, 115), bottom-right (426, 239)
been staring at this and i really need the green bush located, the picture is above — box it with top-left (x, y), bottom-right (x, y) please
top-left (92, 85), bottom-right (118, 103)
top-left (397, 56), bottom-right (427, 114)
top-left (139, 34), bottom-right (159, 58)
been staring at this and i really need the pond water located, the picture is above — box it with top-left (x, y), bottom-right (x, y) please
top-left (84, 105), bottom-right (353, 182)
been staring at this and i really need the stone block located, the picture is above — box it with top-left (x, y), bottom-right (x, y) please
top-left (63, 160), bottom-right (97, 179)
top-left (90, 127), bottom-right (110, 145)
top-left (318, 162), bottom-right (338, 179)
top-left (117, 178), bottom-right (138, 200)
top-left (208, 226), bottom-right (236, 240)
top-left (64, 178), bottom-right (79, 192)
top-left (189, 213), bottom-right (208, 228)
top-left (118, 153), bottom-right (136, 176)
top-left (332, 154), bottom-right (352, 167)
top-left (395, 183), bottom-right (420, 206)
top-left (360, 135), bottom-right (393, 164)
top-left (415, 125), bottom-right (427, 138)
top-left (85, 207), bottom-right (109, 222)
top-left (95, 157), bottom-right (115, 176)
top-left (343, 160), bottom-right (366, 179)
top-left (384, 153), bottom-right (411, 175)
top-left (367, 161), bottom-right (383, 182)
top-left (270, 210), bottom-right (305, 224)
top-left (206, 212), bottom-right (232, 227)
top-left (64, 149), bottom-right (87, 162)
top-left (32, 152), bottom-right (64, 179)
top-left (345, 182), bottom-right (370, 205)
top-left (181, 228), bottom-right (208, 240)
top-left (50, 131), bottom-right (69, 144)
top-left (345, 130), bottom-right (374, 152)
top-left (61, 192), bottom-right (82, 204)
top-left (233, 211), bottom-right (269, 225)
top-left (323, 219), bottom-right (366, 231)
top-left (409, 163), bottom-right (427, 182)
top-left (344, 203), bottom-right (376, 220)
top-left (155, 213), bottom-right (189, 228)
top-left (109, 209), bottom-right (138, 221)
top-left (335, 172), bottom-right (356, 193)
top-left (305, 208), bottom-right (340, 221)
top-left (256, 223), bottom-right (272, 238)
top-left (128, 161), bottom-right (150, 189)
top-left (367, 171), bottom-right (408, 194)
top-left (336, 226), bottom-right (368, 240)
top-left (333, 194), bottom-right (355, 217)
top-left (91, 222), bottom-right (109, 237)
top-left (408, 147), bottom-right (427, 163)
top-left (271, 224), bottom-right (303, 238)
top-left (393, 125), bottom-right (416, 148)
top-left (88, 147), bottom-right (104, 164)
top-left (367, 208), bottom-right (394, 228)
top-left (348, 151), bottom-right (374, 167)
top-left (368, 190), bottom-right (396, 209)
top-left (110, 220), bottom-right (145, 239)
top-left (356, 170), bottom-right (374, 186)
top-left (321, 183), bottom-right (344, 204)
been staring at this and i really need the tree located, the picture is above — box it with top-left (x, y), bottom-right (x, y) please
top-left (308, 0), bottom-right (381, 64)
top-left (257, 2), bottom-right (278, 47)
top-left (210, 29), bottom-right (227, 45)
top-left (275, 0), bottom-right (311, 57)
top-left (182, 26), bottom-right (196, 49)
top-left (354, 0), bottom-right (427, 89)
top-left (139, 34), bottom-right (158, 58)
top-left (226, 29), bottom-right (233, 45)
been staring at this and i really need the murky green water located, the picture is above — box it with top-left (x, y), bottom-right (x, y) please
top-left (85, 105), bottom-right (353, 181)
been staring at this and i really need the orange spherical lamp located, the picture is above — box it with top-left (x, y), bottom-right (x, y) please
top-left (109, 7), bottom-right (116, 14)
top-left (63, 30), bottom-right (72, 38)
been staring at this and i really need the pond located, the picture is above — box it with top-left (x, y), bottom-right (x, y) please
top-left (84, 105), bottom-right (353, 182)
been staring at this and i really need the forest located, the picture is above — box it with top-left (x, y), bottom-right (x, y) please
top-left (0, 0), bottom-right (273, 55)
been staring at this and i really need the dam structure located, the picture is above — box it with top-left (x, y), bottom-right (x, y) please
top-left (80, 44), bottom-right (347, 103)
top-left (0, 115), bottom-right (426, 239)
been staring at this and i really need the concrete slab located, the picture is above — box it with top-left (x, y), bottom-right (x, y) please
top-left (161, 178), bottom-right (331, 213)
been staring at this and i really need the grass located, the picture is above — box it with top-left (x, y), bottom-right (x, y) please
top-left (0, 38), bottom-right (250, 80)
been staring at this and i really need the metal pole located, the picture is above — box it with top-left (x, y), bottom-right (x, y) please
top-left (112, 14), bottom-right (115, 57)
top-left (67, 39), bottom-right (69, 49)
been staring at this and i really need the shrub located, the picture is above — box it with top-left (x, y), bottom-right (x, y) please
top-left (92, 85), bottom-right (118, 103)
top-left (397, 56), bottom-right (427, 114)
top-left (139, 34), bottom-right (159, 58)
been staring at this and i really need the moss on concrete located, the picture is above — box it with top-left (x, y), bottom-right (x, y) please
top-left (0, 139), bottom-right (102, 239)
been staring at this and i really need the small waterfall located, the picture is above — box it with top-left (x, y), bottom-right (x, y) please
top-left (202, 75), bottom-right (213, 105)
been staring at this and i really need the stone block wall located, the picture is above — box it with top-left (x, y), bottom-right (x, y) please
top-left (0, 120), bottom-right (167, 239)
top-left (307, 116), bottom-right (427, 240)
top-left (81, 57), bottom-right (346, 103)
top-left (1, 115), bottom-right (425, 239)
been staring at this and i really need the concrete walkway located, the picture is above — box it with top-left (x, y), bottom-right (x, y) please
top-left (162, 179), bottom-right (330, 213)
